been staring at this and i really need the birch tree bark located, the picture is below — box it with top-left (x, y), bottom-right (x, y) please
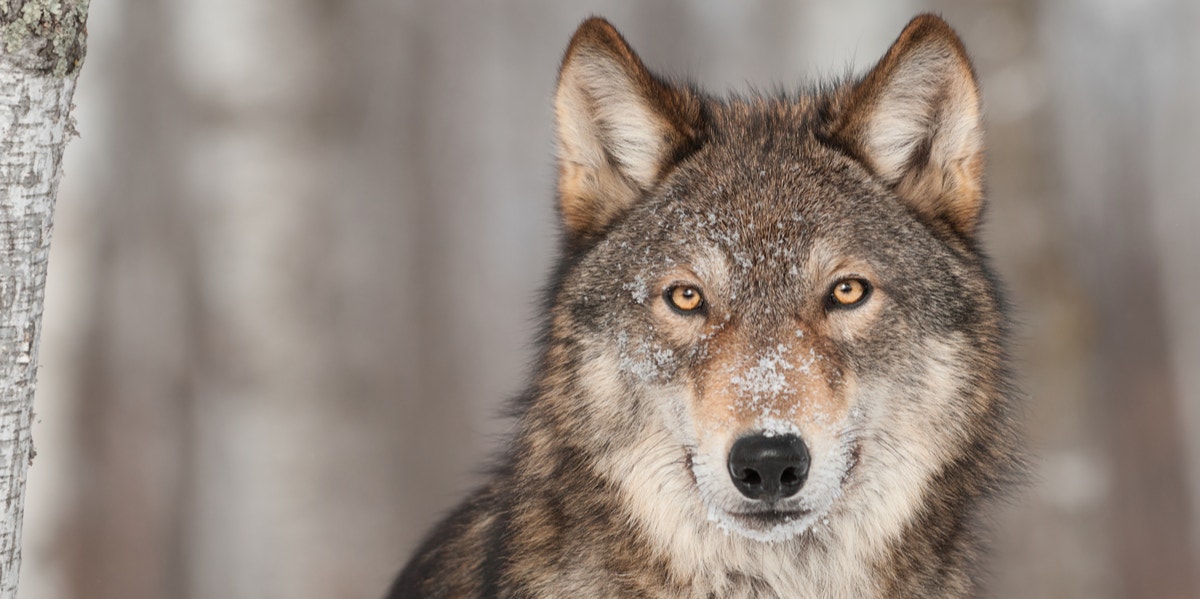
top-left (0, 2), bottom-right (87, 596)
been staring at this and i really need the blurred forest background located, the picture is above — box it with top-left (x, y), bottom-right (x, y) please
top-left (15, 0), bottom-right (1200, 598)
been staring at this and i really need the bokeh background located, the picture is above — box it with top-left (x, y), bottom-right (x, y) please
top-left (15, 0), bottom-right (1200, 597)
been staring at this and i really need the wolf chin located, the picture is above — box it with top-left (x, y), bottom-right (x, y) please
top-left (390, 14), bottom-right (1020, 599)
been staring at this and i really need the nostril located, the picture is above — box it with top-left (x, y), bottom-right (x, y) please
top-left (739, 468), bottom-right (762, 486)
top-left (780, 467), bottom-right (799, 486)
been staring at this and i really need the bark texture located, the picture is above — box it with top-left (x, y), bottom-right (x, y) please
top-left (0, 1), bottom-right (86, 596)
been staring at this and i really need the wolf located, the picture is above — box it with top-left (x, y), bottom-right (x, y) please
top-left (389, 13), bottom-right (1020, 599)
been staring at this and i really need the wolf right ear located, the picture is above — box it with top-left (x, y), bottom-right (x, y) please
top-left (832, 15), bottom-right (985, 240)
top-left (555, 18), bottom-right (704, 246)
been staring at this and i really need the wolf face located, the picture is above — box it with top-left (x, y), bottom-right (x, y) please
top-left (393, 14), bottom-right (1017, 598)
top-left (549, 16), bottom-right (1004, 549)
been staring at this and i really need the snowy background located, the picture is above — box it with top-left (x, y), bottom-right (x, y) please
top-left (18, 1), bottom-right (1200, 598)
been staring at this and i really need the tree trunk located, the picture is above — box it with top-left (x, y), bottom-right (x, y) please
top-left (0, 2), bottom-right (87, 596)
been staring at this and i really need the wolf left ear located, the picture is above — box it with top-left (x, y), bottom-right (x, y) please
top-left (832, 15), bottom-right (985, 239)
top-left (555, 18), bottom-right (704, 246)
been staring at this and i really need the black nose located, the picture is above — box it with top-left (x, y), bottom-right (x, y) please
top-left (728, 434), bottom-right (810, 501)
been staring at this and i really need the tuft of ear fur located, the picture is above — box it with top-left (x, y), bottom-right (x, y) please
top-left (555, 17), bottom-right (704, 245)
top-left (832, 14), bottom-right (985, 239)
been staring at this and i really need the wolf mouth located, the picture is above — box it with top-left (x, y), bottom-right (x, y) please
top-left (727, 508), bottom-right (812, 526)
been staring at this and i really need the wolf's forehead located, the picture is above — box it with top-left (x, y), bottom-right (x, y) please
top-left (655, 161), bottom-right (861, 249)
top-left (668, 125), bottom-right (867, 221)
top-left (653, 201), bottom-right (813, 256)
top-left (632, 104), bottom-right (883, 276)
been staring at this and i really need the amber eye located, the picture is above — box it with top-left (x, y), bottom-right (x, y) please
top-left (828, 278), bottom-right (871, 309)
top-left (665, 285), bottom-right (705, 314)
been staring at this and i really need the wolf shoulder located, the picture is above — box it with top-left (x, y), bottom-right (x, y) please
top-left (387, 484), bottom-right (506, 599)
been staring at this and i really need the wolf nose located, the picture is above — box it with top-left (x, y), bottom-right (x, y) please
top-left (728, 434), bottom-right (810, 501)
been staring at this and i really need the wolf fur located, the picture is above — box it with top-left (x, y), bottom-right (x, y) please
top-left (389, 14), bottom-right (1020, 599)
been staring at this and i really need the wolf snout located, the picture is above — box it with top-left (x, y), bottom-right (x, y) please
top-left (727, 434), bottom-right (811, 501)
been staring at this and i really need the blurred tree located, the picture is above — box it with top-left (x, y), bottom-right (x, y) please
top-left (0, 1), bottom-right (88, 597)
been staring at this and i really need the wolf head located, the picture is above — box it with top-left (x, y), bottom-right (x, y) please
top-left (535, 15), bottom-right (1010, 551)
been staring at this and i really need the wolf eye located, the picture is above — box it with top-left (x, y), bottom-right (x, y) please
top-left (665, 285), bottom-right (705, 314)
top-left (827, 278), bottom-right (871, 309)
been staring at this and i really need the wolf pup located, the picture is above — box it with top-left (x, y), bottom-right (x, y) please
top-left (390, 13), bottom-right (1020, 599)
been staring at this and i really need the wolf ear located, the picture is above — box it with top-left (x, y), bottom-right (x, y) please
top-left (832, 15), bottom-right (985, 239)
top-left (555, 18), bottom-right (703, 244)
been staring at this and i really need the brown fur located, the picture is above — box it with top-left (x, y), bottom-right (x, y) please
top-left (389, 14), bottom-right (1020, 599)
